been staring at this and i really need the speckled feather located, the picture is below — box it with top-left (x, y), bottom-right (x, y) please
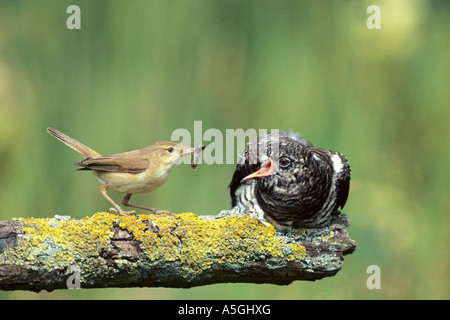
top-left (229, 130), bottom-right (351, 231)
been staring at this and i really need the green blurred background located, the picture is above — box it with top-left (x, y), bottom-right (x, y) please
top-left (0, 0), bottom-right (448, 299)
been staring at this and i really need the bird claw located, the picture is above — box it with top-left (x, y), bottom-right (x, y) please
top-left (153, 209), bottom-right (172, 215)
top-left (108, 207), bottom-right (136, 216)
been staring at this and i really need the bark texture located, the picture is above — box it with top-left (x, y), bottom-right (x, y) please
top-left (0, 210), bottom-right (356, 292)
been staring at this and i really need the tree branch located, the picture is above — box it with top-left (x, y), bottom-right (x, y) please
top-left (0, 210), bottom-right (356, 292)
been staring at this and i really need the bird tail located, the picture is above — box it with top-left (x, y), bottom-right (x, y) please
top-left (47, 127), bottom-right (102, 158)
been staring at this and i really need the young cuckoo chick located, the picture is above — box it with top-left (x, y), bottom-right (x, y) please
top-left (47, 127), bottom-right (199, 215)
top-left (229, 130), bottom-right (351, 231)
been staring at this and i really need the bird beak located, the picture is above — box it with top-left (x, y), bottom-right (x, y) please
top-left (181, 147), bottom-right (195, 156)
top-left (180, 144), bottom-right (205, 156)
top-left (241, 157), bottom-right (275, 183)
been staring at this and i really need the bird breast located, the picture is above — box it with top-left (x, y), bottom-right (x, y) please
top-left (95, 167), bottom-right (171, 194)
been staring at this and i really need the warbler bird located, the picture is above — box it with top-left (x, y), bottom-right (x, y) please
top-left (47, 127), bottom-right (199, 215)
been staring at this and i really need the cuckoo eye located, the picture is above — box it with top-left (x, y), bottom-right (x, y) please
top-left (166, 147), bottom-right (174, 153)
top-left (279, 156), bottom-right (292, 168)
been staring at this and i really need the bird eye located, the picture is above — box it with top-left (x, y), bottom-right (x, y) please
top-left (279, 156), bottom-right (291, 168)
top-left (166, 147), bottom-right (174, 153)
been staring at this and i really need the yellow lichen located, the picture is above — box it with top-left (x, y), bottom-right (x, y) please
top-left (321, 231), bottom-right (335, 241)
top-left (287, 243), bottom-right (307, 261)
top-left (1, 212), bottom-right (116, 271)
top-left (1, 211), bottom-right (307, 280)
top-left (114, 212), bottom-right (299, 275)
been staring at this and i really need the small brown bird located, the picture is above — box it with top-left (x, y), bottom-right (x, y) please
top-left (47, 127), bottom-right (199, 216)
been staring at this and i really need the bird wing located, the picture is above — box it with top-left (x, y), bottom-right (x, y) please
top-left (335, 154), bottom-right (351, 209)
top-left (74, 150), bottom-right (149, 174)
top-left (310, 148), bottom-right (351, 210)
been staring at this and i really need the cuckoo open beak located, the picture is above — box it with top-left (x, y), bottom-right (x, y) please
top-left (240, 157), bottom-right (275, 183)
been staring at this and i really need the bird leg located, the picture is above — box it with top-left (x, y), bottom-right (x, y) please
top-left (121, 193), bottom-right (172, 215)
top-left (99, 184), bottom-right (136, 216)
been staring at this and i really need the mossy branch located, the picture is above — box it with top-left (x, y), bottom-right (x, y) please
top-left (0, 210), bottom-right (356, 292)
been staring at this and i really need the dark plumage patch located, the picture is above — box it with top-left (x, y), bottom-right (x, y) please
top-left (74, 156), bottom-right (147, 174)
top-left (229, 130), bottom-right (351, 230)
